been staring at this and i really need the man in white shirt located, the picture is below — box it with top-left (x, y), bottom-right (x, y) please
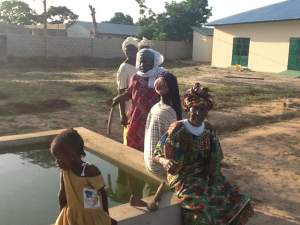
top-left (116, 37), bottom-right (138, 144)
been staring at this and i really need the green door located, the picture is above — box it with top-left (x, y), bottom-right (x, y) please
top-left (288, 38), bottom-right (300, 71)
top-left (232, 38), bottom-right (250, 67)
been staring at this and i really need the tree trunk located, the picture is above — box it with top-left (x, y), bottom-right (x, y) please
top-left (89, 5), bottom-right (98, 38)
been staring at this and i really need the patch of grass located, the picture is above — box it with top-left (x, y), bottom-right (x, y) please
top-left (72, 83), bottom-right (117, 107)
top-left (179, 83), bottom-right (299, 110)
top-left (74, 84), bottom-right (114, 95)
top-left (0, 99), bottom-right (71, 116)
top-left (278, 70), bottom-right (300, 78)
top-left (163, 60), bottom-right (200, 69)
top-left (0, 77), bottom-right (117, 117)
top-left (0, 63), bottom-right (299, 136)
top-left (212, 84), bottom-right (299, 109)
top-left (0, 91), bottom-right (8, 100)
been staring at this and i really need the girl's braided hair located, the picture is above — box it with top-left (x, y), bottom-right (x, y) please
top-left (51, 128), bottom-right (86, 157)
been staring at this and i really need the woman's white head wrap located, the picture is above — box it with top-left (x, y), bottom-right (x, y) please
top-left (122, 37), bottom-right (139, 53)
top-left (136, 48), bottom-right (164, 68)
top-left (138, 37), bottom-right (153, 49)
top-left (136, 48), bottom-right (167, 88)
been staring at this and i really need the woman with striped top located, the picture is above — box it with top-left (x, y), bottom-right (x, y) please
top-left (144, 73), bottom-right (182, 178)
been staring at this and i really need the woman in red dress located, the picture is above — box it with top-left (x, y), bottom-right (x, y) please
top-left (112, 48), bottom-right (166, 151)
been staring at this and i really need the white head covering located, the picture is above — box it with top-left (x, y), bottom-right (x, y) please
top-left (138, 37), bottom-right (153, 49)
top-left (122, 37), bottom-right (139, 53)
top-left (136, 48), bottom-right (166, 88)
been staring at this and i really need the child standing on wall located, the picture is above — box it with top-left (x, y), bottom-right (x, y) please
top-left (50, 128), bottom-right (116, 225)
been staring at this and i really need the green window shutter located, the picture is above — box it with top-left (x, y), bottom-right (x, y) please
top-left (288, 38), bottom-right (300, 71)
top-left (232, 37), bottom-right (250, 67)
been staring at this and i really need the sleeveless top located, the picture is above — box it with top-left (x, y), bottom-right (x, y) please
top-left (54, 163), bottom-right (111, 225)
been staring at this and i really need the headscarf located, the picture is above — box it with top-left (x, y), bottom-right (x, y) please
top-left (138, 37), bottom-right (153, 49)
top-left (154, 73), bottom-right (182, 120)
top-left (122, 37), bottom-right (139, 53)
top-left (136, 48), bottom-right (166, 88)
top-left (183, 83), bottom-right (213, 112)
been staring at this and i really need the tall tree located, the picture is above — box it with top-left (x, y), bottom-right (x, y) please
top-left (0, 0), bottom-right (35, 25)
top-left (138, 14), bottom-right (167, 40)
top-left (136, 0), bottom-right (211, 41)
top-left (164, 0), bottom-right (211, 41)
top-left (135, 0), bottom-right (148, 15)
top-left (47, 6), bottom-right (78, 25)
top-left (109, 12), bottom-right (134, 25)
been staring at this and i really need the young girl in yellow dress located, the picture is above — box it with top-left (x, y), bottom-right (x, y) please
top-left (50, 128), bottom-right (116, 225)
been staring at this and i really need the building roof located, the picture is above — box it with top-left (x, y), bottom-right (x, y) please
top-left (192, 27), bottom-right (214, 36)
top-left (71, 21), bottom-right (140, 36)
top-left (208, 0), bottom-right (300, 26)
top-left (25, 24), bottom-right (66, 30)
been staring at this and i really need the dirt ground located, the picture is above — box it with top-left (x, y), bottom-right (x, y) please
top-left (0, 60), bottom-right (299, 224)
top-left (222, 119), bottom-right (300, 225)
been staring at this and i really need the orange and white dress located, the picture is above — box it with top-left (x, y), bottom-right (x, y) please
top-left (54, 168), bottom-right (111, 225)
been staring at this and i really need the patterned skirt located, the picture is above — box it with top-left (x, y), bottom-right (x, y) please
top-left (171, 175), bottom-right (254, 225)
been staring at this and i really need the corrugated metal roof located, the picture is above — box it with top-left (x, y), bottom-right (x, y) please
top-left (192, 27), bottom-right (214, 36)
top-left (208, 0), bottom-right (300, 26)
top-left (71, 21), bottom-right (140, 36)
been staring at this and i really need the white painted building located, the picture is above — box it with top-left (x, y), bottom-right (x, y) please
top-left (208, 0), bottom-right (300, 73)
top-left (192, 27), bottom-right (214, 63)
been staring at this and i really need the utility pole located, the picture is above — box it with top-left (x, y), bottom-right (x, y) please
top-left (43, 0), bottom-right (48, 58)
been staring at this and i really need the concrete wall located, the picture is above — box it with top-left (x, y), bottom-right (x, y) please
top-left (47, 36), bottom-right (91, 57)
top-left (31, 29), bottom-right (67, 37)
top-left (211, 20), bottom-right (300, 73)
top-left (7, 34), bottom-right (45, 58)
top-left (0, 23), bottom-right (30, 35)
top-left (159, 40), bottom-right (192, 60)
top-left (6, 34), bottom-right (192, 60)
top-left (92, 37), bottom-right (124, 58)
top-left (0, 35), bottom-right (8, 63)
top-left (192, 31), bottom-right (213, 62)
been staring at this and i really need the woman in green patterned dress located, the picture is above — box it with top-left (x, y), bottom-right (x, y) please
top-left (153, 83), bottom-right (253, 225)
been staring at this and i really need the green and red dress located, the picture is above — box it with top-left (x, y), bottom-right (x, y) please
top-left (154, 121), bottom-right (253, 225)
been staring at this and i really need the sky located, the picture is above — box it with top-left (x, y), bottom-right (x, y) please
top-left (23, 0), bottom-right (284, 23)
